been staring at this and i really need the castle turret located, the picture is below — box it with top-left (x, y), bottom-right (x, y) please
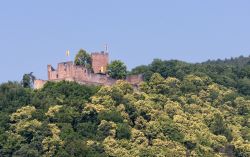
top-left (35, 50), bottom-right (142, 89)
top-left (91, 51), bottom-right (109, 74)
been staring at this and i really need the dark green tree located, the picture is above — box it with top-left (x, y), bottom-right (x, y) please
top-left (238, 77), bottom-right (250, 95)
top-left (210, 113), bottom-right (232, 141)
top-left (116, 123), bottom-right (131, 139)
top-left (12, 144), bottom-right (40, 157)
top-left (21, 73), bottom-right (35, 88)
top-left (107, 60), bottom-right (127, 79)
top-left (74, 49), bottom-right (92, 71)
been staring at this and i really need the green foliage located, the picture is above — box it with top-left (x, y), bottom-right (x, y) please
top-left (209, 113), bottom-right (233, 141)
top-left (132, 59), bottom-right (190, 81)
top-left (98, 110), bottom-right (124, 123)
top-left (161, 119), bottom-right (184, 142)
top-left (21, 73), bottom-right (36, 88)
top-left (108, 60), bottom-right (127, 79)
top-left (0, 82), bottom-right (31, 110)
top-left (76, 122), bottom-right (98, 138)
top-left (42, 81), bottom-right (100, 100)
top-left (131, 55), bottom-right (250, 96)
top-left (1, 60), bottom-right (250, 156)
top-left (74, 49), bottom-right (92, 71)
top-left (97, 120), bottom-right (116, 138)
top-left (238, 77), bottom-right (250, 95)
top-left (21, 74), bottom-right (32, 88)
top-left (139, 148), bottom-right (157, 157)
top-left (12, 144), bottom-right (39, 157)
top-left (116, 123), bottom-right (131, 139)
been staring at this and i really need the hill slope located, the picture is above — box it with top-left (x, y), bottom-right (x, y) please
top-left (0, 73), bottom-right (249, 156)
top-left (131, 56), bottom-right (250, 96)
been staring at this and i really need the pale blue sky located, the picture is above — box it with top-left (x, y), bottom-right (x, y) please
top-left (0, 0), bottom-right (250, 82)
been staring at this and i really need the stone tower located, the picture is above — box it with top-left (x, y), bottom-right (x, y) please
top-left (91, 51), bottom-right (109, 74)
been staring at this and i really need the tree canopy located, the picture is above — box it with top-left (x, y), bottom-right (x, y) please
top-left (131, 56), bottom-right (250, 97)
top-left (74, 49), bottom-right (92, 71)
top-left (0, 73), bottom-right (249, 156)
top-left (0, 55), bottom-right (250, 156)
top-left (21, 73), bottom-right (35, 88)
top-left (108, 60), bottom-right (127, 79)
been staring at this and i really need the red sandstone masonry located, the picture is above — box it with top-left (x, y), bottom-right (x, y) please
top-left (34, 79), bottom-right (47, 89)
top-left (91, 52), bottom-right (109, 74)
top-left (126, 74), bottom-right (143, 85)
top-left (34, 52), bottom-right (143, 89)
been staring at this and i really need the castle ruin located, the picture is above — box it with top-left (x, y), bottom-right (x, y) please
top-left (34, 51), bottom-right (143, 89)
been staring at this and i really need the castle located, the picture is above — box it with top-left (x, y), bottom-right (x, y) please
top-left (34, 51), bottom-right (143, 89)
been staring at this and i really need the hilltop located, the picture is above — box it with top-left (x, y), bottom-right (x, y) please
top-left (131, 55), bottom-right (250, 96)
top-left (0, 55), bottom-right (249, 157)
top-left (34, 49), bottom-right (142, 89)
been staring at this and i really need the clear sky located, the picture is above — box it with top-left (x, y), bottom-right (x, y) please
top-left (0, 0), bottom-right (250, 83)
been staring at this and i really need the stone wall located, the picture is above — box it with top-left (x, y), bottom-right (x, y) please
top-left (35, 52), bottom-right (143, 89)
top-left (48, 61), bottom-right (90, 81)
top-left (91, 52), bottom-right (109, 74)
top-left (126, 74), bottom-right (143, 85)
top-left (34, 79), bottom-right (47, 89)
top-left (46, 61), bottom-right (115, 86)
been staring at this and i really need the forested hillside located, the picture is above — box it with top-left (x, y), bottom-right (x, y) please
top-left (0, 56), bottom-right (250, 157)
top-left (131, 55), bottom-right (250, 96)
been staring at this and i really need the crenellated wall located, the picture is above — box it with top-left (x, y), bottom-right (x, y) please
top-left (45, 61), bottom-right (116, 86)
top-left (34, 52), bottom-right (143, 89)
top-left (91, 52), bottom-right (109, 74)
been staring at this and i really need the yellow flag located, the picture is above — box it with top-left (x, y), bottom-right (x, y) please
top-left (66, 50), bottom-right (70, 56)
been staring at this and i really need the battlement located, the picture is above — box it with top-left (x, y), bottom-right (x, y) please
top-left (91, 51), bottom-right (108, 56)
top-left (34, 51), bottom-right (143, 89)
top-left (91, 52), bottom-right (109, 74)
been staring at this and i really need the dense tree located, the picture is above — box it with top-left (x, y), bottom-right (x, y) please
top-left (116, 123), bottom-right (131, 139)
top-left (107, 60), bottom-right (127, 79)
top-left (131, 55), bottom-right (250, 96)
top-left (21, 73), bottom-right (35, 88)
top-left (209, 113), bottom-right (233, 141)
top-left (74, 49), bottom-right (92, 71)
top-left (21, 74), bottom-right (31, 88)
top-left (1, 55), bottom-right (250, 156)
